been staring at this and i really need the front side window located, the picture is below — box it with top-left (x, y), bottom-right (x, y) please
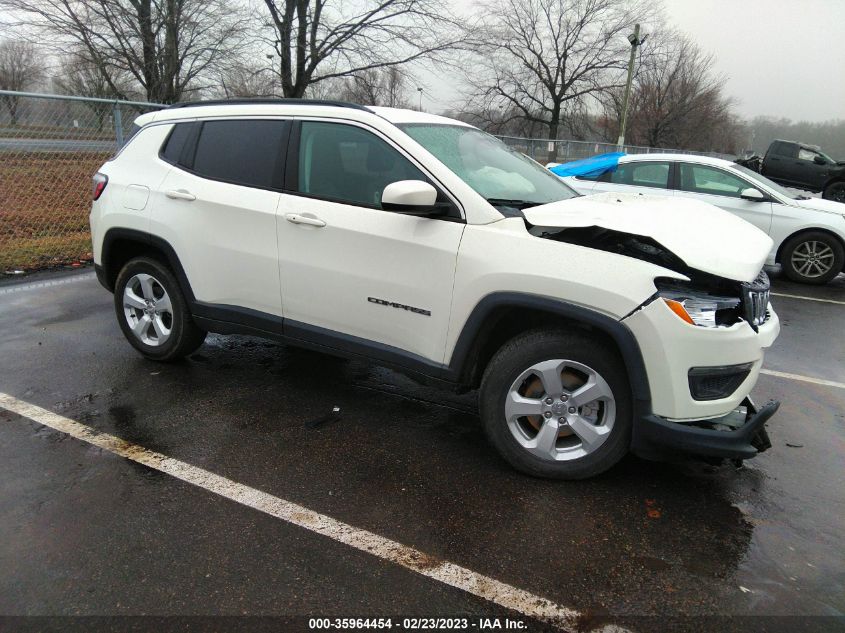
top-left (399, 124), bottom-right (577, 210)
top-left (297, 121), bottom-right (427, 208)
top-left (678, 163), bottom-right (750, 198)
top-left (600, 161), bottom-right (670, 189)
top-left (190, 120), bottom-right (287, 189)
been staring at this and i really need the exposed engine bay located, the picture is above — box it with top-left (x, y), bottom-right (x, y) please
top-left (527, 221), bottom-right (771, 330)
top-left (530, 224), bottom-right (689, 274)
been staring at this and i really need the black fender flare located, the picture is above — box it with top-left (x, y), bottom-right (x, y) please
top-left (99, 228), bottom-right (195, 302)
top-left (445, 292), bottom-right (652, 405)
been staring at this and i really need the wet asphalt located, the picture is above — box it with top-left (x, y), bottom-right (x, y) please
top-left (0, 267), bottom-right (843, 633)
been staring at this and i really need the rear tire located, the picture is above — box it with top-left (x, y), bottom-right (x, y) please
top-left (479, 329), bottom-right (632, 479)
top-left (822, 181), bottom-right (845, 203)
top-left (114, 257), bottom-right (206, 361)
top-left (781, 231), bottom-right (844, 285)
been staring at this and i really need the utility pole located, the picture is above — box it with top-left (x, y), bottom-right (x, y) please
top-left (617, 24), bottom-right (646, 151)
top-left (417, 87), bottom-right (423, 111)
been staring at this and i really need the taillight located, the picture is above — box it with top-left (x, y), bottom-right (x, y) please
top-left (92, 173), bottom-right (108, 201)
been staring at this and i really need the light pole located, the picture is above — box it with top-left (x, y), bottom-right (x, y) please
top-left (417, 87), bottom-right (423, 111)
top-left (617, 24), bottom-right (647, 151)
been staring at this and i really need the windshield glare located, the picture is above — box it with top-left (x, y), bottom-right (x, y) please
top-left (398, 124), bottom-right (577, 208)
top-left (729, 163), bottom-right (803, 199)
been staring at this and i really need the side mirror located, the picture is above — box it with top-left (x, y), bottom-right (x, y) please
top-left (381, 180), bottom-right (440, 215)
top-left (813, 155), bottom-right (826, 165)
top-left (740, 187), bottom-right (766, 201)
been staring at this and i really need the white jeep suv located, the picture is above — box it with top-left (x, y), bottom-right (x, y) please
top-left (90, 100), bottom-right (781, 479)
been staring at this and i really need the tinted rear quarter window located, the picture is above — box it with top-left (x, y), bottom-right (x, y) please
top-left (191, 120), bottom-right (288, 189)
top-left (161, 123), bottom-right (193, 164)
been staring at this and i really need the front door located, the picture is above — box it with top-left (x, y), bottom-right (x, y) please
top-left (793, 147), bottom-right (832, 191)
top-left (676, 162), bottom-right (773, 234)
top-left (276, 120), bottom-right (464, 365)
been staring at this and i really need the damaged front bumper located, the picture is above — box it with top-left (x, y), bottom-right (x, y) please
top-left (631, 398), bottom-right (780, 461)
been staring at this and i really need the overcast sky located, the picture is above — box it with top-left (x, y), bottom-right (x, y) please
top-left (419, 0), bottom-right (845, 122)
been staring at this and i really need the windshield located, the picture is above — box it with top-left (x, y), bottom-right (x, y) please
top-left (729, 163), bottom-right (807, 200)
top-left (818, 150), bottom-right (836, 164)
top-left (398, 124), bottom-right (578, 209)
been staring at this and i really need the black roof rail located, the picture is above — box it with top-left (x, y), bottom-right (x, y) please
top-left (167, 98), bottom-right (370, 111)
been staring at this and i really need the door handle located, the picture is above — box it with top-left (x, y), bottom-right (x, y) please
top-left (285, 213), bottom-right (326, 227)
top-left (165, 189), bottom-right (196, 201)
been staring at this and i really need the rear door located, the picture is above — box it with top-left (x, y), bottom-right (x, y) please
top-left (150, 118), bottom-right (289, 317)
top-left (276, 119), bottom-right (464, 364)
top-left (588, 160), bottom-right (674, 199)
top-left (675, 162), bottom-right (773, 234)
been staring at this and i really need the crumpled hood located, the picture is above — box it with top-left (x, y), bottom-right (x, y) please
top-left (792, 196), bottom-right (845, 215)
top-left (523, 192), bottom-right (773, 283)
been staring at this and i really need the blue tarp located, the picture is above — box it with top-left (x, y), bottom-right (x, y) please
top-left (548, 152), bottom-right (626, 178)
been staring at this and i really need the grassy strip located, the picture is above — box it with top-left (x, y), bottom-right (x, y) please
top-left (1, 151), bottom-right (108, 271)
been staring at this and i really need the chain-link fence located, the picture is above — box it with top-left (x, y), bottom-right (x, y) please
top-left (0, 90), bottom-right (163, 273)
top-left (0, 89), bottom-right (738, 273)
top-left (495, 135), bottom-right (734, 164)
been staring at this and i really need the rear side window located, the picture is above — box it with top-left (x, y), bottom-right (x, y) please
top-left (597, 162), bottom-right (670, 189)
top-left (770, 141), bottom-right (795, 158)
top-left (190, 120), bottom-right (288, 189)
top-left (161, 123), bottom-right (193, 164)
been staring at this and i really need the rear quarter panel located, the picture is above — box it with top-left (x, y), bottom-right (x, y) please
top-left (91, 123), bottom-right (174, 264)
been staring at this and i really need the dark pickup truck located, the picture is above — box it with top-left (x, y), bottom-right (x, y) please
top-left (737, 140), bottom-right (845, 202)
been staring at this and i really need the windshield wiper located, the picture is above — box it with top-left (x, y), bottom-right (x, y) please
top-left (485, 198), bottom-right (543, 210)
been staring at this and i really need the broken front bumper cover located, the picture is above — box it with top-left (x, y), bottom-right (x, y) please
top-left (632, 398), bottom-right (780, 461)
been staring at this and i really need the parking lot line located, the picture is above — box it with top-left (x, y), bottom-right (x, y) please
top-left (760, 369), bottom-right (845, 390)
top-left (770, 292), bottom-right (845, 306)
top-left (0, 272), bottom-right (95, 295)
top-left (0, 392), bottom-right (589, 631)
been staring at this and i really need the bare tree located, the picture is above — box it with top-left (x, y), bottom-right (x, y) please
top-left (1, 0), bottom-right (247, 103)
top-left (465, 0), bottom-right (655, 161)
top-left (216, 59), bottom-right (277, 99)
top-left (52, 52), bottom-right (138, 129)
top-left (0, 38), bottom-right (44, 125)
top-left (259, 0), bottom-right (462, 98)
top-left (338, 67), bottom-right (411, 107)
top-left (600, 31), bottom-right (738, 152)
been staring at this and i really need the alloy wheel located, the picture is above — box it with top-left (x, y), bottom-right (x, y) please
top-left (122, 273), bottom-right (173, 347)
top-left (505, 359), bottom-right (616, 461)
top-left (790, 240), bottom-right (836, 279)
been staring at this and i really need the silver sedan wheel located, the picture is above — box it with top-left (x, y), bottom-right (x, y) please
top-left (790, 240), bottom-right (835, 279)
top-left (505, 359), bottom-right (616, 462)
top-left (123, 273), bottom-right (173, 347)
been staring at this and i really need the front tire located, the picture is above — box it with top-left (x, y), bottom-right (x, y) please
top-left (781, 231), bottom-right (844, 285)
top-left (114, 257), bottom-right (206, 361)
top-left (479, 329), bottom-right (632, 479)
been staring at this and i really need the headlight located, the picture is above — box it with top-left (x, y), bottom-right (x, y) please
top-left (656, 281), bottom-right (742, 328)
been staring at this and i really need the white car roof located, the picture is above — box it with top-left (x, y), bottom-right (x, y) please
top-left (617, 153), bottom-right (733, 167)
top-left (135, 101), bottom-right (474, 129)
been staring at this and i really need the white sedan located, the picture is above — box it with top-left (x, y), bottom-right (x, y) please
top-left (552, 153), bottom-right (845, 284)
